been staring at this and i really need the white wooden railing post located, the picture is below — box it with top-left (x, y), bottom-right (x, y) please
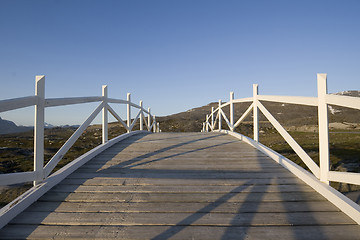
top-left (230, 91), bottom-right (234, 131)
top-left (253, 84), bottom-right (259, 142)
top-left (157, 122), bottom-right (160, 132)
top-left (34, 75), bottom-right (45, 185)
top-left (148, 108), bottom-right (151, 132)
top-left (318, 73), bottom-right (330, 184)
top-left (139, 100), bottom-right (143, 131)
top-left (153, 115), bottom-right (156, 133)
top-left (127, 93), bottom-right (131, 133)
top-left (102, 85), bottom-right (108, 144)
top-left (202, 123), bottom-right (205, 132)
top-left (206, 114), bottom-right (209, 132)
top-left (218, 100), bottom-right (222, 130)
top-left (211, 107), bottom-right (214, 131)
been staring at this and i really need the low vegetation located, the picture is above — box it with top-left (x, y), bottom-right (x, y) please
top-left (1, 99), bottom-right (359, 208)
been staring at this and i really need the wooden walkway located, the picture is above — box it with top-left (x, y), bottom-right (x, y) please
top-left (1, 132), bottom-right (360, 239)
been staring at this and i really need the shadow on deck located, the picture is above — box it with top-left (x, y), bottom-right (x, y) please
top-left (1, 132), bottom-right (360, 239)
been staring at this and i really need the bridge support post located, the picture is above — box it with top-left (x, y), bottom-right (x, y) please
top-left (140, 100), bottom-right (143, 131)
top-left (127, 93), bottom-right (131, 133)
top-left (211, 107), bottom-right (214, 131)
top-left (218, 100), bottom-right (222, 130)
top-left (318, 73), bottom-right (330, 184)
top-left (102, 85), bottom-right (108, 144)
top-left (230, 92), bottom-right (234, 131)
top-left (253, 84), bottom-right (259, 142)
top-left (34, 75), bottom-right (45, 185)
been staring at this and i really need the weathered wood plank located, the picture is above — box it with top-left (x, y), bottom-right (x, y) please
top-left (1, 132), bottom-right (359, 239)
top-left (10, 211), bottom-right (355, 226)
top-left (67, 171), bottom-right (295, 179)
top-left (28, 201), bottom-right (340, 213)
top-left (50, 184), bottom-right (315, 193)
top-left (39, 191), bottom-right (326, 202)
top-left (2, 225), bottom-right (360, 240)
top-left (60, 177), bottom-right (305, 186)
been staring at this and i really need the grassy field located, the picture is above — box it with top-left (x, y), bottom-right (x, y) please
top-left (0, 122), bottom-right (128, 207)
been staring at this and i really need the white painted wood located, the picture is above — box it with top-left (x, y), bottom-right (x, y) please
top-left (102, 85), bottom-right (108, 144)
top-left (0, 171), bottom-right (36, 186)
top-left (206, 114), bottom-right (209, 132)
top-left (107, 104), bottom-right (129, 131)
top-left (148, 108), bottom-right (151, 131)
top-left (230, 92), bottom-right (234, 131)
top-left (221, 130), bottom-right (360, 225)
top-left (0, 131), bottom-right (146, 230)
top-left (257, 101), bottom-right (320, 178)
top-left (34, 75), bottom-right (45, 185)
top-left (232, 97), bottom-right (253, 104)
top-left (106, 98), bottom-right (128, 105)
top-left (45, 97), bottom-right (103, 107)
top-left (127, 93), bottom-right (131, 133)
top-left (257, 95), bottom-right (318, 106)
top-left (220, 109), bottom-right (232, 130)
top-left (317, 74), bottom-right (330, 184)
top-left (129, 109), bottom-right (142, 131)
top-left (157, 122), bottom-right (160, 132)
top-left (218, 100), bottom-right (222, 130)
top-left (153, 115), bottom-right (157, 133)
top-left (328, 171), bottom-right (360, 186)
top-left (234, 102), bottom-right (254, 128)
top-left (139, 101), bottom-right (143, 131)
top-left (326, 94), bottom-right (360, 110)
top-left (211, 107), bottom-right (214, 130)
top-left (43, 103), bottom-right (104, 177)
top-left (253, 84), bottom-right (259, 142)
top-left (0, 96), bottom-right (38, 113)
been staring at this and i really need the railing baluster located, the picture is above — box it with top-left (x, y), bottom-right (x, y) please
top-left (211, 107), bottom-right (214, 131)
top-left (153, 115), bottom-right (157, 133)
top-left (148, 107), bottom-right (151, 131)
top-left (317, 73), bottom-right (330, 184)
top-left (102, 85), bottom-right (108, 144)
top-left (230, 92), bottom-right (234, 131)
top-left (253, 84), bottom-right (259, 142)
top-left (127, 93), bottom-right (131, 133)
top-left (140, 100), bottom-right (143, 131)
top-left (34, 75), bottom-right (45, 185)
top-left (218, 100), bottom-right (222, 130)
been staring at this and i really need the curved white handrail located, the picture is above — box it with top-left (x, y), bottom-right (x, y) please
top-left (0, 75), bottom-right (159, 186)
top-left (202, 73), bottom-right (360, 224)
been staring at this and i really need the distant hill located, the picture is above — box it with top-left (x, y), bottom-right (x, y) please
top-left (157, 90), bottom-right (360, 132)
top-left (0, 117), bottom-right (32, 135)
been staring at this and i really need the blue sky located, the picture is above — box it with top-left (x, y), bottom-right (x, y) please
top-left (0, 0), bottom-right (359, 126)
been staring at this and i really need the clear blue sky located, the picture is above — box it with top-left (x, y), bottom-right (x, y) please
top-left (0, 0), bottom-right (359, 126)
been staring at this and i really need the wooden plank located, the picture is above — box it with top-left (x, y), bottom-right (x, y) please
top-left (2, 132), bottom-right (360, 239)
top-left (67, 171), bottom-right (295, 179)
top-left (39, 191), bottom-right (326, 202)
top-left (28, 201), bottom-right (340, 213)
top-left (2, 225), bottom-right (360, 240)
top-left (50, 184), bottom-right (315, 193)
top-left (60, 177), bottom-right (304, 186)
top-left (10, 211), bottom-right (355, 226)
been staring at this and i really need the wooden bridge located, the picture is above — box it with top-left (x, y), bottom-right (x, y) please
top-left (1, 74), bottom-right (360, 239)
top-left (1, 132), bottom-right (360, 239)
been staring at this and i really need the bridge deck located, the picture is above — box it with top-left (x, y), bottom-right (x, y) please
top-left (1, 132), bottom-right (360, 239)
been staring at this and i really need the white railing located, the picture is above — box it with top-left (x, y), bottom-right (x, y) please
top-left (0, 75), bottom-right (159, 186)
top-left (202, 73), bottom-right (360, 224)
